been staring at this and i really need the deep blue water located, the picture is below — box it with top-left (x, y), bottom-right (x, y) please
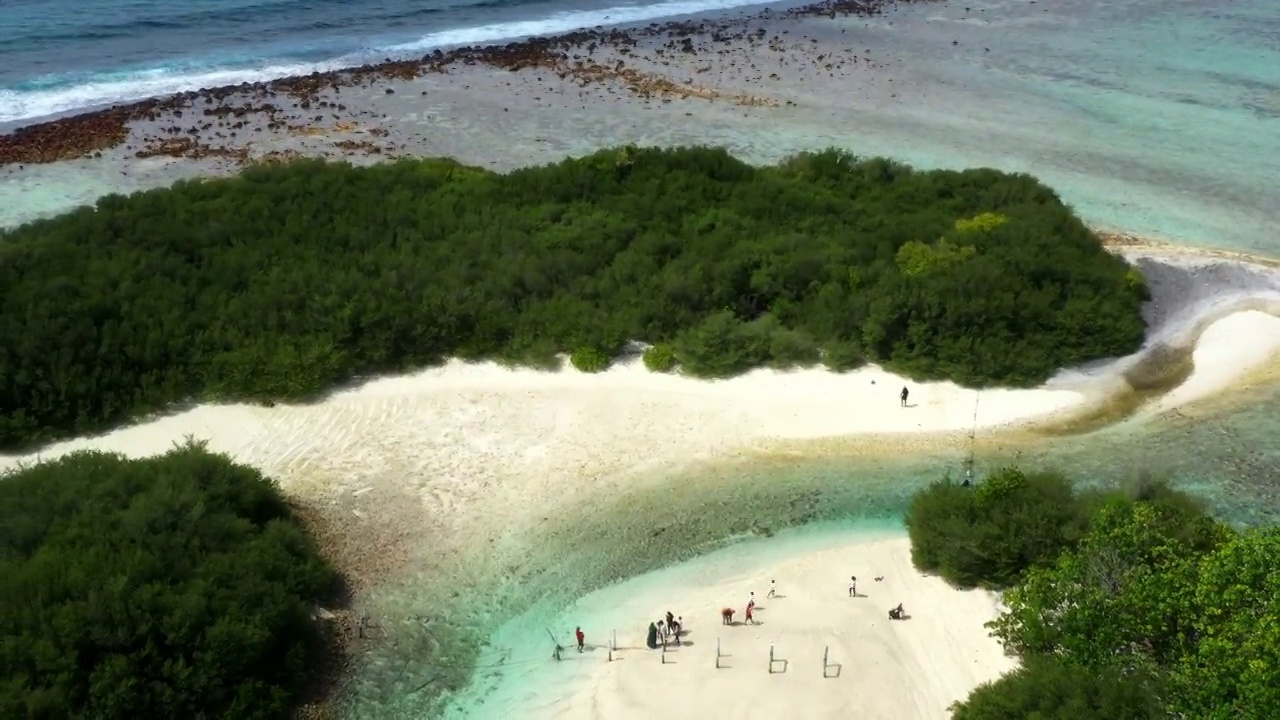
top-left (0, 0), bottom-right (772, 123)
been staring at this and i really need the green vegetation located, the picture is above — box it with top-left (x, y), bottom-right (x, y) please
top-left (952, 657), bottom-right (1164, 720)
top-left (0, 444), bottom-right (335, 719)
top-left (642, 344), bottom-right (677, 373)
top-left (905, 467), bottom-right (1085, 588)
top-left (569, 346), bottom-right (610, 373)
top-left (909, 470), bottom-right (1280, 719)
top-left (0, 147), bottom-right (1147, 449)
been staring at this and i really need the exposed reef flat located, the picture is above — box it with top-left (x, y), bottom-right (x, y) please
top-left (0, 0), bottom-right (922, 167)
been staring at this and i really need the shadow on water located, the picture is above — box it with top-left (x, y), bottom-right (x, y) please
top-left (1035, 341), bottom-right (1195, 436)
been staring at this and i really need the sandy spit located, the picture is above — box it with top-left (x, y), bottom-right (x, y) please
top-left (545, 536), bottom-right (1014, 720)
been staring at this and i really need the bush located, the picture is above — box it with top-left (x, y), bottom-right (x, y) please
top-left (569, 346), bottom-right (611, 373)
top-left (0, 147), bottom-right (1148, 448)
top-left (672, 311), bottom-right (773, 378)
top-left (905, 467), bottom-right (1083, 588)
top-left (822, 340), bottom-right (867, 372)
top-left (767, 325), bottom-right (821, 368)
top-left (951, 658), bottom-right (1164, 720)
top-left (642, 344), bottom-right (678, 373)
top-left (928, 469), bottom-right (1278, 720)
top-left (0, 444), bottom-right (335, 719)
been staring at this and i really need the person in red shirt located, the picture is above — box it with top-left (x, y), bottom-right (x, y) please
top-left (575, 626), bottom-right (585, 653)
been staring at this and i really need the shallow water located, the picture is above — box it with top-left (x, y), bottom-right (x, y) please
top-left (4, 0), bottom-right (1280, 716)
top-left (339, 369), bottom-right (1280, 717)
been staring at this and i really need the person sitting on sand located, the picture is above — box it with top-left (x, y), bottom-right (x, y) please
top-left (889, 603), bottom-right (905, 620)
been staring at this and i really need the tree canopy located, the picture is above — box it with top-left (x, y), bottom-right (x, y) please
top-left (905, 467), bottom-right (1087, 588)
top-left (918, 469), bottom-right (1280, 719)
top-left (0, 445), bottom-right (335, 719)
top-left (951, 656), bottom-right (1164, 720)
top-left (0, 147), bottom-right (1147, 448)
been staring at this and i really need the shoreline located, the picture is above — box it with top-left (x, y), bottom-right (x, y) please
top-left (443, 523), bottom-right (1014, 720)
top-left (5, 0), bottom-right (1279, 711)
top-left (1098, 230), bottom-right (1280, 269)
top-left (1, 257), bottom-right (1276, 716)
top-left (3, 2), bottom-right (1277, 261)
top-left (2, 278), bottom-right (1277, 577)
top-left (0, 0), bottom-right (913, 165)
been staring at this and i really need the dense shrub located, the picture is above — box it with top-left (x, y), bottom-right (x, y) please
top-left (642, 344), bottom-right (678, 373)
top-left (673, 311), bottom-right (774, 377)
top-left (569, 346), bottom-right (611, 373)
top-left (990, 497), bottom-right (1232, 665)
top-left (951, 658), bottom-right (1164, 720)
top-left (917, 468), bottom-right (1280, 719)
top-left (821, 341), bottom-right (867, 372)
top-left (0, 444), bottom-right (335, 719)
top-left (0, 147), bottom-right (1148, 448)
top-left (905, 467), bottom-right (1083, 588)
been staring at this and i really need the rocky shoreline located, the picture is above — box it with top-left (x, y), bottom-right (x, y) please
top-left (0, 0), bottom-right (924, 167)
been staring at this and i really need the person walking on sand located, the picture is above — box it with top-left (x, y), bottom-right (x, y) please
top-left (744, 604), bottom-right (755, 625)
top-left (666, 611), bottom-right (675, 634)
top-left (900, 386), bottom-right (909, 407)
top-left (767, 580), bottom-right (777, 598)
top-left (747, 592), bottom-right (756, 611)
top-left (575, 627), bottom-right (585, 653)
top-left (849, 575), bottom-right (858, 597)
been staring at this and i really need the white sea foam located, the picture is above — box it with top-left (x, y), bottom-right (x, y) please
top-left (0, 0), bottom-right (772, 125)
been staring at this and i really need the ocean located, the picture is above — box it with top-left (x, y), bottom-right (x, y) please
top-left (4, 0), bottom-right (1280, 717)
top-left (0, 0), bottom-right (775, 122)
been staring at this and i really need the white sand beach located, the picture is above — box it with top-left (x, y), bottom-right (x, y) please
top-left (5, 0), bottom-right (1280, 714)
top-left (2, 305), bottom-right (1277, 555)
top-left (0, 357), bottom-right (1085, 581)
top-left (2, 293), bottom-right (1277, 717)
top-left (0, 358), bottom-right (1087, 492)
top-left (6, 306), bottom-right (1276, 484)
top-left (544, 535), bottom-right (1015, 720)
top-left (1147, 310), bottom-right (1280, 413)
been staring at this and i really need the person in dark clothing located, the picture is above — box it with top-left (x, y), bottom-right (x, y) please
top-left (900, 386), bottom-right (909, 407)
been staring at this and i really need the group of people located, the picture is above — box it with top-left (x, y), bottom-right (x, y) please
top-left (571, 574), bottom-right (907, 661)
top-left (722, 588), bottom-right (763, 626)
top-left (646, 611), bottom-right (685, 649)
